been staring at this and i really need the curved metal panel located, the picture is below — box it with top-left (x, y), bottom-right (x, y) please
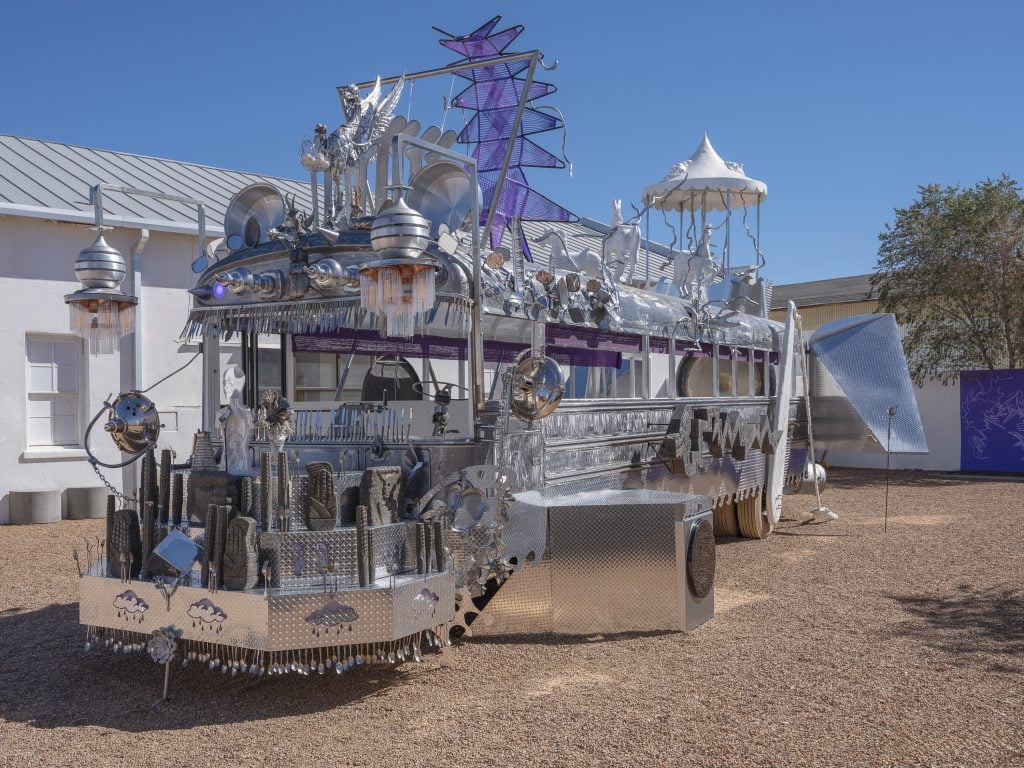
top-left (809, 313), bottom-right (927, 454)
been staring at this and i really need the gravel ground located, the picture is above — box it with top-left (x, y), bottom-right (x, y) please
top-left (0, 469), bottom-right (1022, 768)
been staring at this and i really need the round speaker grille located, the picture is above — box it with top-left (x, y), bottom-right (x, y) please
top-left (687, 519), bottom-right (716, 598)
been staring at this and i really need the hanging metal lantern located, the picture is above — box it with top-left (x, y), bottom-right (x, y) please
top-left (65, 234), bottom-right (137, 355)
top-left (363, 196), bottom-right (438, 337)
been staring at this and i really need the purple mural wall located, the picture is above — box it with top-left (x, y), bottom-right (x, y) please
top-left (960, 369), bottom-right (1024, 472)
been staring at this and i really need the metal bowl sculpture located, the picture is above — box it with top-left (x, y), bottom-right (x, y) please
top-left (223, 183), bottom-right (286, 251)
top-left (405, 161), bottom-right (481, 238)
top-left (509, 353), bottom-right (565, 422)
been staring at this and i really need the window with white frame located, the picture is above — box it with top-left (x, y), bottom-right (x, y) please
top-left (26, 335), bottom-right (83, 447)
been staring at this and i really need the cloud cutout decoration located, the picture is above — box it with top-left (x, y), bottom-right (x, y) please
top-left (113, 590), bottom-right (150, 614)
top-left (412, 588), bottom-right (440, 621)
top-left (305, 601), bottom-right (359, 627)
top-left (187, 598), bottom-right (228, 625)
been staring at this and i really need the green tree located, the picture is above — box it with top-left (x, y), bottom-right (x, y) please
top-left (872, 176), bottom-right (1024, 385)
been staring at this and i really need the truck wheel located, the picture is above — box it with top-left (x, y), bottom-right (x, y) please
top-left (712, 499), bottom-right (739, 537)
top-left (737, 493), bottom-right (772, 539)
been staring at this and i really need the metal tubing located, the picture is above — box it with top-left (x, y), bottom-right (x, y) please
top-left (433, 520), bottom-right (445, 572)
top-left (355, 506), bottom-right (369, 587)
top-left (276, 451), bottom-right (289, 530)
top-left (389, 133), bottom-right (485, 423)
top-left (415, 524), bottom-right (425, 574)
top-left (348, 50), bottom-right (539, 90)
top-left (641, 335), bottom-right (651, 400)
top-left (712, 343), bottom-right (720, 399)
top-left (158, 449), bottom-right (171, 526)
top-left (422, 522), bottom-right (432, 574)
top-left (201, 330), bottom-right (220, 433)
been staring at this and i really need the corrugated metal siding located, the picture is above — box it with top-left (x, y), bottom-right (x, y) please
top-left (770, 274), bottom-right (876, 308)
top-left (502, 219), bottom-right (676, 283)
top-left (1, 134), bottom-right (676, 267)
top-left (770, 300), bottom-right (879, 331)
top-left (0, 134), bottom-right (312, 234)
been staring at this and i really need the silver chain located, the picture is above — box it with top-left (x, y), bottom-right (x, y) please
top-left (90, 461), bottom-right (137, 506)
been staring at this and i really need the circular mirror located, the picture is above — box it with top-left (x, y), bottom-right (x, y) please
top-left (510, 353), bottom-right (565, 422)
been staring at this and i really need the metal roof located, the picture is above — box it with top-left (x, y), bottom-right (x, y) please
top-left (0, 134), bottom-right (312, 236)
top-left (770, 273), bottom-right (877, 309)
top-left (502, 217), bottom-right (677, 283)
top-left (0, 133), bottom-right (675, 276)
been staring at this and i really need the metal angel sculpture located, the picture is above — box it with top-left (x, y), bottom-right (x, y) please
top-left (301, 75), bottom-right (405, 218)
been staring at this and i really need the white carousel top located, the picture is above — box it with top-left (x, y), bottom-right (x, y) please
top-left (642, 133), bottom-right (767, 212)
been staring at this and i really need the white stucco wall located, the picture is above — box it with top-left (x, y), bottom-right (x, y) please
top-left (826, 377), bottom-right (961, 471)
top-left (0, 216), bottom-right (204, 523)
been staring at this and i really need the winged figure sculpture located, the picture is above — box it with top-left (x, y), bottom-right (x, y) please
top-left (301, 75), bottom-right (405, 194)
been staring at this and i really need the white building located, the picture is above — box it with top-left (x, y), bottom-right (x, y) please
top-left (0, 134), bottom-right (310, 524)
top-left (770, 275), bottom-right (959, 471)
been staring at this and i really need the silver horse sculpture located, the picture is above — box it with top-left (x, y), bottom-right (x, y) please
top-left (672, 223), bottom-right (722, 307)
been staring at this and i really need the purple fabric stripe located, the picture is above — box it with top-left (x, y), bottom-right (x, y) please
top-left (292, 330), bottom-right (621, 367)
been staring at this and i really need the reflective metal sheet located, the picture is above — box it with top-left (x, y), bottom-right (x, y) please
top-left (809, 313), bottom-right (927, 454)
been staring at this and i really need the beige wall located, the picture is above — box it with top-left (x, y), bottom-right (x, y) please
top-left (770, 300), bottom-right (879, 331)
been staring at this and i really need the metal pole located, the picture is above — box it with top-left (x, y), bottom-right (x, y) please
top-left (348, 51), bottom-right (539, 90)
top-left (91, 185), bottom-right (106, 230)
top-left (162, 660), bottom-right (171, 701)
top-left (725, 190), bottom-right (731, 274)
top-left (202, 329), bottom-right (220, 433)
top-left (309, 172), bottom-right (320, 227)
top-left (884, 405), bottom-right (897, 532)
top-left (644, 207), bottom-right (651, 289)
top-left (389, 134), bottom-right (484, 423)
top-left (483, 51), bottom-right (541, 241)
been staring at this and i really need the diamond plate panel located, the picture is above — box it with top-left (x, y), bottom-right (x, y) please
top-left (79, 570), bottom-right (453, 652)
top-left (259, 523), bottom-right (410, 590)
top-left (473, 490), bottom-right (712, 636)
top-left (549, 492), bottom-right (680, 633)
top-left (472, 559), bottom-right (554, 635)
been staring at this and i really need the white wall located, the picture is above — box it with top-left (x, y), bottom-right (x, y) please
top-left (0, 216), bottom-right (204, 523)
top-left (826, 377), bottom-right (961, 471)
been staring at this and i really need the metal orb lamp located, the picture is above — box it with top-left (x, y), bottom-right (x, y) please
top-left (66, 183), bottom-right (207, 354)
top-left (363, 193), bottom-right (439, 337)
top-left (65, 232), bottom-right (137, 355)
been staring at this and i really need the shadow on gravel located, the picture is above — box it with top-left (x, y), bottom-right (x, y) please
top-left (0, 602), bottom-right (432, 732)
top-left (468, 628), bottom-right (678, 647)
top-left (890, 586), bottom-right (1024, 670)
top-left (827, 469), bottom-right (979, 491)
top-left (773, 529), bottom-right (854, 538)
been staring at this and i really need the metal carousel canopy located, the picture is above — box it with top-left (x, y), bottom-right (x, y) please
top-left (642, 133), bottom-right (767, 213)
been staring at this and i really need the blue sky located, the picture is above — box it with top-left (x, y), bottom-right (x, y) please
top-left (3, 0), bottom-right (1022, 284)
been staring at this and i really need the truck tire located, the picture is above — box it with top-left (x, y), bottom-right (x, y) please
top-left (737, 493), bottom-right (771, 539)
top-left (712, 499), bottom-right (739, 537)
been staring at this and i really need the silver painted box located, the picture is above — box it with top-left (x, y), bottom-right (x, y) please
top-left (474, 489), bottom-right (713, 636)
